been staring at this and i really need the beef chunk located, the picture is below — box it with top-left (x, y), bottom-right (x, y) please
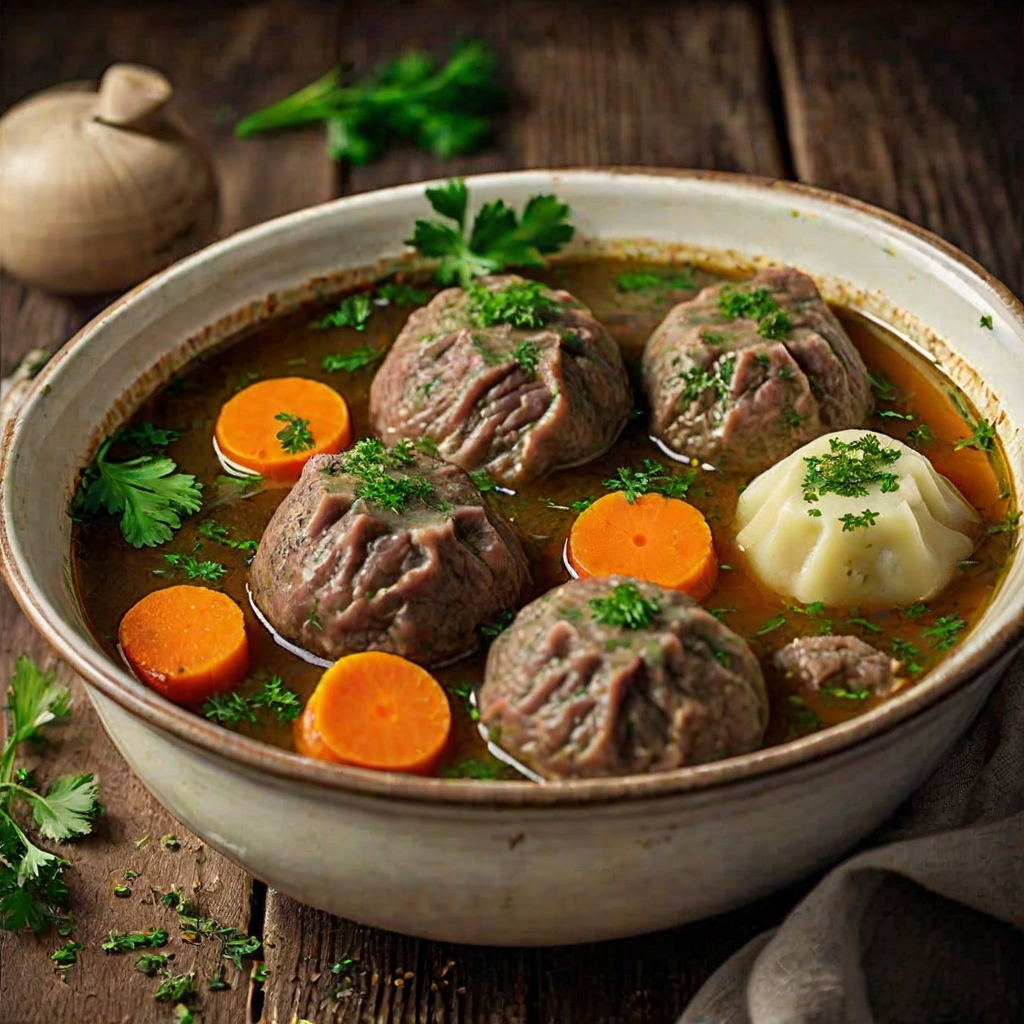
top-left (478, 576), bottom-right (768, 780)
top-left (249, 443), bottom-right (530, 667)
top-left (773, 635), bottom-right (904, 697)
top-left (369, 275), bottom-right (632, 488)
top-left (641, 267), bottom-right (873, 475)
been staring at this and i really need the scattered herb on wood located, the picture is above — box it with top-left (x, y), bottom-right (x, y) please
top-left (51, 940), bottom-right (84, 969)
top-left (154, 971), bottom-right (197, 1004)
top-left (137, 952), bottom-right (173, 975)
top-left (408, 178), bottom-right (574, 287)
top-left (73, 431), bottom-right (203, 548)
top-left (1, 657), bottom-right (101, 933)
top-left (589, 582), bottom-right (660, 630)
top-left (102, 928), bottom-right (169, 953)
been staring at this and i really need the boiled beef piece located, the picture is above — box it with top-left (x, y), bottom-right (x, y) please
top-left (249, 444), bottom-right (530, 667)
top-left (642, 267), bottom-right (873, 475)
top-left (479, 576), bottom-right (768, 780)
top-left (773, 635), bottom-right (905, 697)
top-left (369, 275), bottom-right (632, 488)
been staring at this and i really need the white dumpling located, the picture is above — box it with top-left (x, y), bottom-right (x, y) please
top-left (734, 429), bottom-right (980, 607)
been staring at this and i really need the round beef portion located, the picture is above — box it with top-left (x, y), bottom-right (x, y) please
top-left (642, 267), bottom-right (873, 475)
top-left (773, 635), bottom-right (905, 698)
top-left (249, 443), bottom-right (531, 667)
top-left (369, 274), bottom-right (632, 488)
top-left (479, 576), bottom-right (768, 780)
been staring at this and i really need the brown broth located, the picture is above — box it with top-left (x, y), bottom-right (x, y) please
top-left (71, 259), bottom-right (1017, 778)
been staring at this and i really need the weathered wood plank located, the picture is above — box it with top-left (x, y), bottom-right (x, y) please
top-left (261, 3), bottom-right (791, 1022)
top-left (769, 0), bottom-right (1024, 295)
top-left (0, 3), bottom-right (339, 1022)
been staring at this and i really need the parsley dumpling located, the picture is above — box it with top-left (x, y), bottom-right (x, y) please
top-left (734, 430), bottom-right (980, 607)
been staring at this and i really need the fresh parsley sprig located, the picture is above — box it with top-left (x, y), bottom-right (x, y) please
top-left (339, 438), bottom-right (433, 512)
top-left (1, 657), bottom-right (101, 934)
top-left (604, 459), bottom-right (697, 504)
top-left (275, 412), bottom-right (315, 454)
top-left (950, 392), bottom-right (997, 452)
top-left (408, 179), bottom-right (574, 287)
top-left (311, 292), bottom-right (373, 331)
top-left (321, 346), bottom-right (386, 374)
top-left (74, 430), bottom-right (202, 548)
top-left (203, 676), bottom-right (303, 726)
top-left (235, 40), bottom-right (502, 164)
top-left (154, 548), bottom-right (227, 583)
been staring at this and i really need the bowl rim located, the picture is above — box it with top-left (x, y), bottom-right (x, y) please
top-left (2, 166), bottom-right (1023, 809)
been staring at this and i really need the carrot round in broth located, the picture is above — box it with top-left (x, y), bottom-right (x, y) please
top-left (567, 491), bottom-right (718, 600)
top-left (215, 377), bottom-right (351, 482)
top-left (299, 652), bottom-right (452, 775)
top-left (119, 585), bottom-right (249, 705)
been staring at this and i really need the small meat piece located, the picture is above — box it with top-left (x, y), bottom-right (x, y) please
top-left (479, 576), bottom-right (768, 780)
top-left (773, 635), bottom-right (904, 697)
top-left (249, 444), bottom-right (530, 667)
top-left (642, 267), bottom-right (873, 475)
top-left (369, 274), bottom-right (632, 488)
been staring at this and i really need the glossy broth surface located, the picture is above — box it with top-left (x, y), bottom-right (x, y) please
top-left (72, 259), bottom-right (1016, 778)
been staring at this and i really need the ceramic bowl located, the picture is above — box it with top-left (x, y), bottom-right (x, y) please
top-left (2, 170), bottom-right (1022, 945)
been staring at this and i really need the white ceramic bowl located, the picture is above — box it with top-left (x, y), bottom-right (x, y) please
top-left (2, 170), bottom-right (1022, 945)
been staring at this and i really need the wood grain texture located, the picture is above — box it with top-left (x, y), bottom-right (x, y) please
top-left (770, 0), bottom-right (1024, 295)
top-left (260, 3), bottom-right (794, 1022)
top-left (0, 3), bottom-right (339, 1021)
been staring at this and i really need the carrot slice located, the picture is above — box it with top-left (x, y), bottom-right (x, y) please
top-left (567, 492), bottom-right (718, 599)
top-left (119, 585), bottom-right (249, 705)
top-left (214, 377), bottom-right (352, 482)
top-left (292, 689), bottom-right (342, 763)
top-left (299, 652), bottom-right (452, 775)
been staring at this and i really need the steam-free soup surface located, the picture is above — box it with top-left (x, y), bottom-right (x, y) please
top-left (72, 259), bottom-right (1016, 779)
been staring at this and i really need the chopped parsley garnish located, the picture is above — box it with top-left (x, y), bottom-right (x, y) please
top-left (470, 468), bottom-right (499, 493)
top-left (375, 281), bottom-right (432, 307)
top-left (903, 602), bottom-right (929, 617)
top-left (441, 757), bottom-right (506, 780)
top-left (753, 613), bottom-right (787, 636)
top-left (340, 438), bottom-right (432, 512)
top-left (807, 508), bottom-right (822, 517)
top-left (709, 607), bottom-right (736, 622)
top-left (216, 472), bottom-right (262, 491)
top-left (589, 582), bottom-right (660, 630)
top-left (322, 345), bottom-right (386, 373)
top-left (1, 656), bottom-right (101, 934)
top-left (603, 459), bottom-right (697, 503)
top-left (877, 409), bottom-right (914, 421)
top-left (113, 883), bottom-right (132, 897)
top-left (513, 340), bottom-right (542, 376)
top-left (203, 675), bottom-right (303, 725)
top-left (197, 519), bottom-right (258, 554)
top-left (542, 496), bottom-right (596, 513)
top-left (136, 952), bottom-right (173, 975)
top-left (785, 695), bottom-right (823, 739)
top-left (102, 928), bottom-right (169, 953)
top-left (980, 315), bottom-right (993, 329)
top-left (906, 423), bottom-right (933, 446)
top-left (781, 407), bottom-right (804, 430)
top-left (236, 40), bottom-right (501, 164)
top-left (677, 356), bottom-right (735, 405)
top-left (791, 601), bottom-right (833, 635)
top-left (467, 280), bottom-right (559, 329)
top-left (891, 637), bottom-right (924, 675)
top-left (923, 614), bottom-right (967, 650)
top-left (413, 437), bottom-right (440, 457)
top-left (613, 268), bottom-right (696, 293)
top-left (845, 616), bottom-right (882, 634)
top-left (311, 292), bottom-right (373, 331)
top-left (988, 509), bottom-right (1021, 535)
top-left (73, 430), bottom-right (203, 548)
top-left (867, 371), bottom-right (900, 402)
top-left (701, 331), bottom-right (730, 345)
top-left (168, 894), bottom-right (261, 968)
top-left (950, 392), bottom-right (996, 451)
top-left (154, 971), bottom-right (197, 1004)
top-left (480, 610), bottom-right (514, 639)
top-left (51, 940), bottom-right (84, 969)
top-left (160, 834), bottom-right (180, 851)
top-left (275, 412), bottom-right (315, 454)
top-left (758, 309), bottom-right (793, 340)
top-left (407, 178), bottom-right (574, 287)
top-left (121, 422), bottom-right (182, 450)
top-left (718, 285), bottom-right (792, 339)
top-left (232, 371), bottom-right (261, 394)
top-left (802, 433), bottom-right (901, 503)
top-left (838, 509), bottom-right (880, 532)
top-left (820, 686), bottom-right (871, 701)
top-left (154, 550), bottom-right (227, 583)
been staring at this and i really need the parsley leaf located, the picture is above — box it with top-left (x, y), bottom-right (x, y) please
top-left (613, 268), bottom-right (696, 293)
top-left (906, 423), bottom-right (933, 447)
top-left (603, 459), bottom-right (697, 504)
top-left (74, 433), bottom-right (203, 548)
top-left (51, 940), bottom-right (84, 969)
top-left (753, 613), bottom-right (787, 636)
top-left (236, 40), bottom-right (502, 164)
top-left (311, 292), bottom-right (373, 331)
top-left (203, 675), bottom-right (303, 726)
top-left (838, 509), bottom-right (880, 531)
top-left (275, 412), bottom-right (315, 454)
top-left (589, 582), bottom-right (660, 630)
top-left (120, 423), bottom-right (182, 450)
top-left (718, 285), bottom-right (792, 339)
top-left (375, 281), bottom-right (432, 307)
top-left (408, 179), bottom-right (574, 287)
top-left (321, 346), bottom-right (386, 373)
top-left (154, 550), bottom-right (227, 583)
top-left (923, 614), bottom-right (967, 650)
top-left (441, 757), bottom-right (507, 779)
top-left (802, 433), bottom-right (901, 503)
top-left (867, 371), bottom-right (900, 403)
top-left (980, 315), bottom-right (993, 330)
top-left (102, 928), bottom-right (169, 953)
top-left (340, 438), bottom-right (433, 512)
top-left (197, 520), bottom-right (258, 555)
top-left (950, 392), bottom-right (996, 452)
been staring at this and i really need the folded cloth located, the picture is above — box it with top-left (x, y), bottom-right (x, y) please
top-left (680, 653), bottom-right (1024, 1024)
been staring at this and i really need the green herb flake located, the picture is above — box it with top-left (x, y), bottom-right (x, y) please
top-left (613, 268), bottom-right (696, 293)
top-left (198, 519), bottom-right (258, 555)
top-left (467, 279), bottom-right (559, 329)
top-left (375, 281), bottom-right (432, 307)
top-left (676, 356), bottom-right (735, 406)
top-left (802, 433), bottom-right (901, 503)
top-left (160, 834), bottom-right (180, 851)
top-left (604, 459), bottom-right (697, 504)
top-left (867, 371), bottom-right (900, 402)
top-left (980, 315), bottom-right (993, 330)
top-left (589, 583), bottom-right (660, 630)
top-left (51, 940), bottom-right (84, 969)
top-left (891, 637), bottom-right (925, 675)
top-left (480, 610), bottom-right (514, 640)
top-left (102, 928), bottom-right (169, 953)
top-left (903, 603), bottom-right (929, 618)
top-left (845, 616), bottom-right (883, 634)
top-left (113, 884), bottom-right (132, 898)
top-left (440, 757), bottom-right (506, 779)
top-left (950, 392), bottom-right (996, 452)
top-left (838, 508), bottom-right (880, 532)
top-left (154, 549), bottom-right (227, 583)
top-left (820, 686), bottom-right (871, 701)
top-left (878, 409), bottom-right (914, 421)
top-left (274, 412), bottom-right (316, 455)
top-left (154, 971), bottom-right (197, 1005)
top-left (203, 675), bottom-right (303, 726)
top-left (322, 345), bottom-right (386, 373)
top-left (753, 613), bottom-right (787, 636)
top-left (807, 508), bottom-right (822, 517)
top-left (989, 509), bottom-right (1021, 535)
top-left (137, 952), bottom-right (173, 975)
top-left (513, 340), bottom-right (542, 377)
top-left (907, 423), bottom-right (933, 446)
top-left (923, 614), bottom-right (967, 650)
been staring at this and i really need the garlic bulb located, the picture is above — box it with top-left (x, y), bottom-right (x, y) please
top-left (0, 64), bottom-right (218, 295)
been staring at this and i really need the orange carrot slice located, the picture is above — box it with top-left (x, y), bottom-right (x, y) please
top-left (298, 652), bottom-right (452, 775)
top-left (119, 585), bottom-right (249, 705)
top-left (214, 377), bottom-right (351, 483)
top-left (567, 491), bottom-right (718, 600)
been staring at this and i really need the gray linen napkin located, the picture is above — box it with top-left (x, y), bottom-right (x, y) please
top-left (680, 652), bottom-right (1024, 1024)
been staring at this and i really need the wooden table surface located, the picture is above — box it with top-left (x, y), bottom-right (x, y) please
top-left (1, 2), bottom-right (1020, 1022)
